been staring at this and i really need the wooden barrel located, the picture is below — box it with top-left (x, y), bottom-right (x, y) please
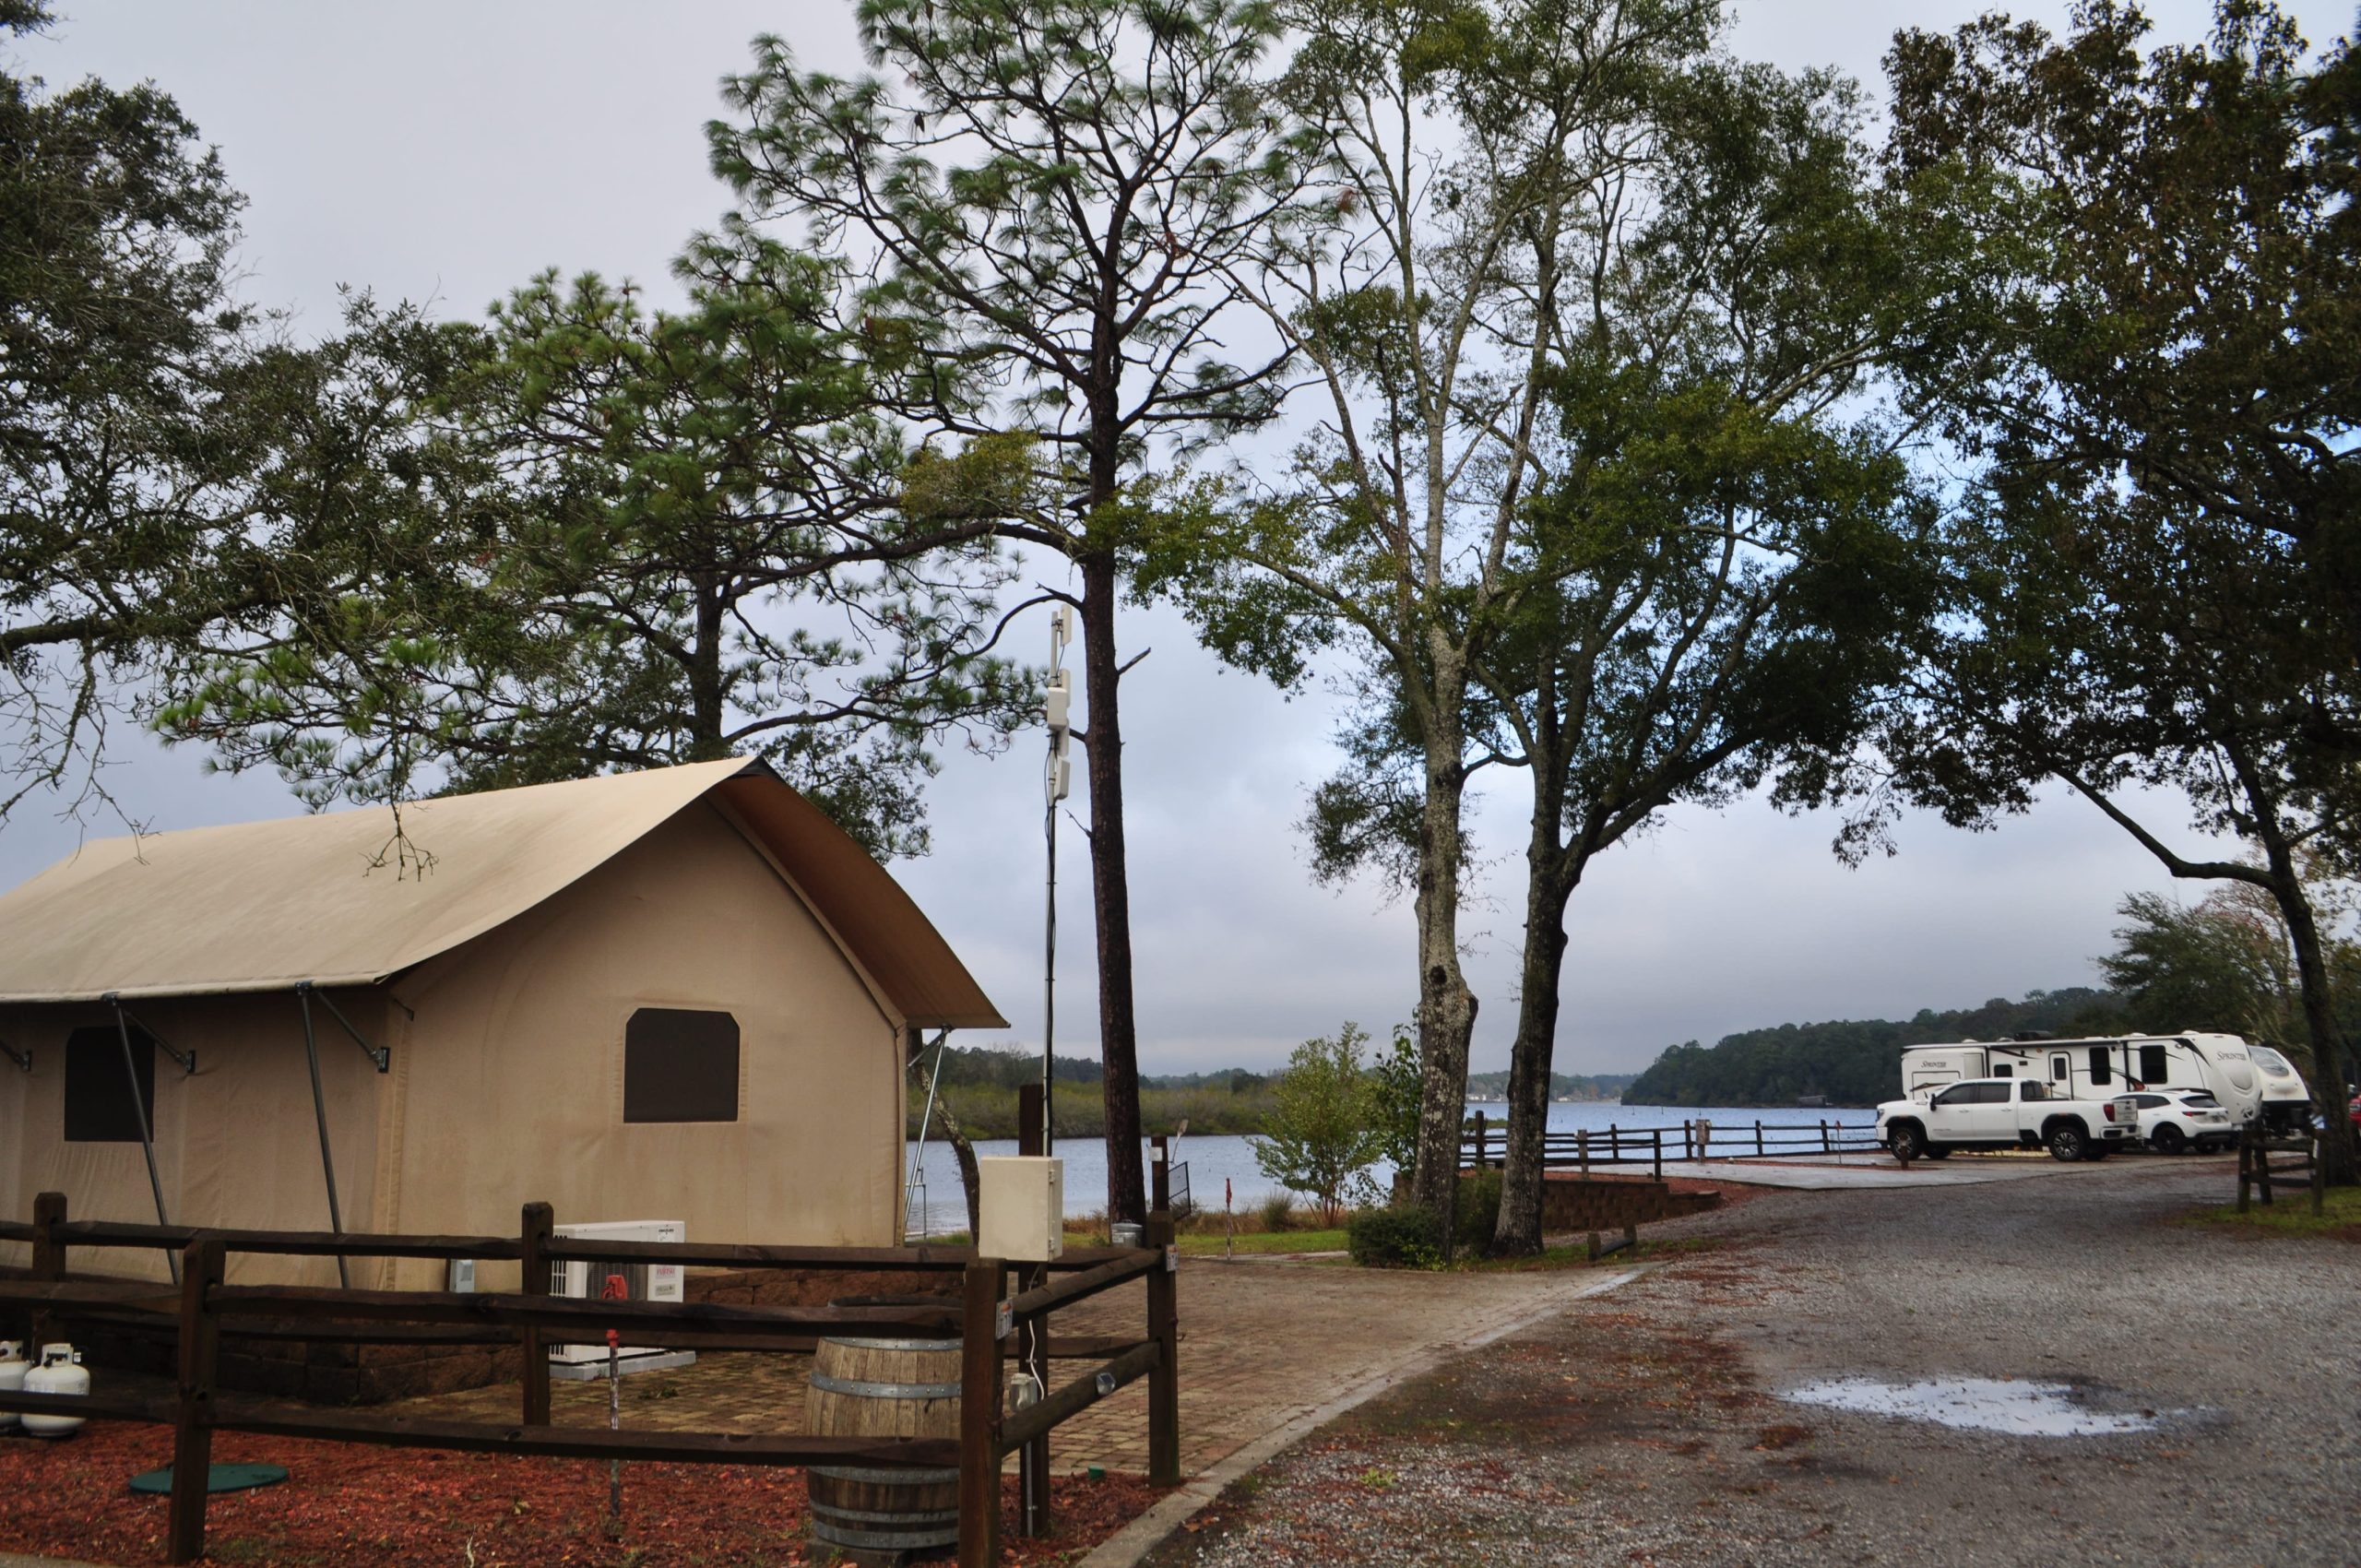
top-left (806, 1299), bottom-right (962, 1558)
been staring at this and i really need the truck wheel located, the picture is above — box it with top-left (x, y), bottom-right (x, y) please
top-left (2150, 1124), bottom-right (2187, 1156)
top-left (1922, 1145), bottom-right (1952, 1159)
top-left (1888, 1123), bottom-right (1926, 1163)
top-left (2046, 1123), bottom-right (2087, 1162)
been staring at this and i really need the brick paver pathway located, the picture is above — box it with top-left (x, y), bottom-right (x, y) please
top-left (391, 1257), bottom-right (1578, 1479)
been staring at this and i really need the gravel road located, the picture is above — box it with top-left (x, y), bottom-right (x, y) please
top-left (1141, 1158), bottom-right (2360, 1568)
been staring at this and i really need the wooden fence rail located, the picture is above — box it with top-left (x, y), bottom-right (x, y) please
top-left (0, 1192), bottom-right (1178, 1568)
top-left (1459, 1114), bottom-right (1880, 1174)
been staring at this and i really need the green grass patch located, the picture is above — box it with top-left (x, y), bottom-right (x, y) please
top-left (1177, 1227), bottom-right (1349, 1255)
top-left (2179, 1184), bottom-right (2361, 1236)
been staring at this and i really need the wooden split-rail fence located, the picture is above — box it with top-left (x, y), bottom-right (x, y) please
top-left (0, 1189), bottom-right (1179, 1568)
top-left (2236, 1123), bottom-right (2327, 1217)
top-left (1460, 1112), bottom-right (1881, 1178)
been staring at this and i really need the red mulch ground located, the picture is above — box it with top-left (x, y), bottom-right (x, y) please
top-left (0, 1422), bottom-right (1162, 1566)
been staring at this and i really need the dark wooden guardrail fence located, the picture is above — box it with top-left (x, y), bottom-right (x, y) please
top-left (1460, 1113), bottom-right (1881, 1175)
top-left (2236, 1124), bottom-right (2325, 1217)
top-left (0, 1192), bottom-right (1180, 1567)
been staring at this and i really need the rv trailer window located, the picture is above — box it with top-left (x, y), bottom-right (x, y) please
top-left (623, 1008), bottom-right (742, 1123)
top-left (64, 1025), bottom-right (155, 1142)
top-left (2088, 1047), bottom-right (2111, 1086)
top-left (1995, 1063), bottom-right (2011, 1077)
top-left (2050, 1055), bottom-right (2068, 1083)
top-left (2139, 1043), bottom-right (2169, 1084)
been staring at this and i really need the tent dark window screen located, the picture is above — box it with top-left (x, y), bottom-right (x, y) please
top-left (65, 1026), bottom-right (155, 1142)
top-left (623, 1009), bottom-right (741, 1123)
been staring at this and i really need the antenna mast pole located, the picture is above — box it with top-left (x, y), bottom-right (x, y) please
top-left (1043, 608), bottom-right (1074, 1158)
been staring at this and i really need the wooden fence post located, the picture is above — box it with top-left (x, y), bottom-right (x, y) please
top-left (2257, 1133), bottom-right (2275, 1206)
top-left (958, 1258), bottom-right (1006, 1568)
top-left (2236, 1132), bottom-right (2252, 1213)
top-left (167, 1237), bottom-right (225, 1565)
top-left (1608, 1123), bottom-right (1619, 1160)
top-left (1820, 1120), bottom-right (1831, 1156)
top-left (1016, 1087), bottom-right (1050, 1539)
top-left (30, 1191), bottom-right (65, 1279)
top-left (1754, 1120), bottom-right (1765, 1158)
top-left (1681, 1121), bottom-right (1692, 1160)
top-left (1651, 1129), bottom-right (1662, 1181)
top-left (520, 1202), bottom-right (553, 1426)
top-left (1145, 1209), bottom-right (1180, 1488)
top-left (29, 1191), bottom-right (64, 1349)
top-left (2311, 1130), bottom-right (2325, 1218)
top-left (1577, 1128), bottom-right (1589, 1176)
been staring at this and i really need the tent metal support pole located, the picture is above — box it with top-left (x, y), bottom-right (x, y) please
top-left (904, 1028), bottom-right (951, 1239)
top-left (112, 1002), bottom-right (195, 1075)
top-left (104, 993), bottom-right (177, 1286)
top-left (295, 988), bottom-right (353, 1289)
top-left (0, 1038), bottom-right (28, 1073)
top-left (303, 982), bottom-right (390, 1074)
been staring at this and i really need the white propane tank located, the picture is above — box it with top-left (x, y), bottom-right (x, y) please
top-left (20, 1343), bottom-right (89, 1437)
top-left (0, 1340), bottom-right (24, 1432)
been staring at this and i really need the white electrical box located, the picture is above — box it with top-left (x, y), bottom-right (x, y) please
top-left (978, 1157), bottom-right (1064, 1262)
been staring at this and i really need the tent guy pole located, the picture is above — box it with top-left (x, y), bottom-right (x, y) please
top-left (295, 984), bottom-right (351, 1289)
top-left (104, 993), bottom-right (177, 1286)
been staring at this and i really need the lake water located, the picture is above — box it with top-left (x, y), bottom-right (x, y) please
top-left (902, 1099), bottom-right (1877, 1235)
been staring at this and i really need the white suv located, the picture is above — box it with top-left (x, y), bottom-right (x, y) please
top-left (2128, 1089), bottom-right (2235, 1154)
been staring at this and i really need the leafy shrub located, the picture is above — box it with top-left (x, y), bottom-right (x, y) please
top-left (1454, 1168), bottom-right (1502, 1247)
top-left (1257, 1191), bottom-right (1296, 1233)
top-left (1348, 1205), bottom-right (1443, 1269)
top-left (1252, 1023), bottom-right (1386, 1225)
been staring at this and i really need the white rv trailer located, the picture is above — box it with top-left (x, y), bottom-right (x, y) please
top-left (1899, 1034), bottom-right (2267, 1128)
top-left (2244, 1044), bottom-right (2315, 1134)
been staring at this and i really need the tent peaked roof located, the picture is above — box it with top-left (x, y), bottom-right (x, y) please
top-left (0, 759), bottom-right (1006, 1028)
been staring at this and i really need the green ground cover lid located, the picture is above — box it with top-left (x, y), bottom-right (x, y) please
top-left (128, 1462), bottom-right (290, 1495)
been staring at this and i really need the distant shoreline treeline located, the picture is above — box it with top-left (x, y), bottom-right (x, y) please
top-left (908, 1044), bottom-right (1277, 1139)
top-left (1463, 1069), bottom-right (1638, 1101)
top-left (906, 1046), bottom-right (1641, 1140)
top-left (1619, 988), bottom-right (2131, 1108)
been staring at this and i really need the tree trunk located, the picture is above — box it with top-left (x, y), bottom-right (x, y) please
top-left (690, 574), bottom-right (728, 754)
top-left (932, 1099), bottom-right (985, 1241)
top-left (2257, 842), bottom-right (2357, 1186)
top-left (1079, 552), bottom-right (1148, 1224)
top-left (1406, 701), bottom-right (1477, 1229)
top-left (1495, 860), bottom-right (1574, 1255)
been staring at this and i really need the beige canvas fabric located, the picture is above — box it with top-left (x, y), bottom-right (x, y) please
top-left (0, 758), bottom-right (1003, 1029)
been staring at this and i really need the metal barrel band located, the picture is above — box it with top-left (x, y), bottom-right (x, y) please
top-left (810, 1464), bottom-right (962, 1487)
top-left (810, 1500), bottom-right (963, 1528)
top-left (818, 1336), bottom-right (962, 1353)
top-left (810, 1514), bottom-right (961, 1550)
top-left (809, 1372), bottom-right (963, 1400)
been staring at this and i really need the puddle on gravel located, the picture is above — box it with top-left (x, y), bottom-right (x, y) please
top-left (1781, 1376), bottom-right (2167, 1436)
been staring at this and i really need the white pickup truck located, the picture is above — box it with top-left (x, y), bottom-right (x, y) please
top-left (1877, 1077), bottom-right (2142, 1163)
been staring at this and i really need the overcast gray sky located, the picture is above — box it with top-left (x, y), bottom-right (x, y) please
top-left (11, 0), bottom-right (2342, 1077)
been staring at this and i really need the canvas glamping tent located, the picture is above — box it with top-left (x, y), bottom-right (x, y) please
top-left (0, 757), bottom-right (1004, 1290)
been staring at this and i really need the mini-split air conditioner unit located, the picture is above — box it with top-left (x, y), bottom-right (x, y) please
top-left (547, 1218), bottom-right (694, 1380)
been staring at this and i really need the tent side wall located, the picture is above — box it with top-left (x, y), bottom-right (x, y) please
top-left (381, 802), bottom-right (908, 1290)
top-left (0, 992), bottom-right (389, 1286)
